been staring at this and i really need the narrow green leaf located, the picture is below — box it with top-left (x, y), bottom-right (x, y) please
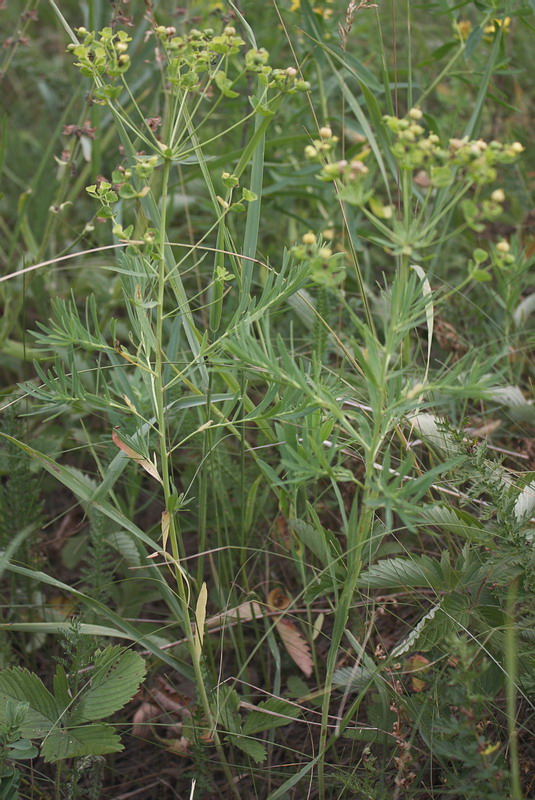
top-left (2, 564), bottom-right (192, 678)
top-left (267, 754), bottom-right (320, 799)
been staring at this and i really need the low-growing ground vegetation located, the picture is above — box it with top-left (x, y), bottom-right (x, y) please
top-left (1, 0), bottom-right (534, 798)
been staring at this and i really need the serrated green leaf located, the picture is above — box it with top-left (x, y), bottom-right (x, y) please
top-left (243, 698), bottom-right (299, 735)
top-left (420, 504), bottom-right (489, 543)
top-left (289, 518), bottom-right (331, 565)
top-left (0, 668), bottom-right (59, 738)
top-left (229, 734), bottom-right (267, 763)
top-left (70, 646), bottom-right (146, 723)
top-left (41, 723), bottom-right (122, 762)
top-left (358, 555), bottom-right (447, 590)
top-left (52, 666), bottom-right (70, 711)
top-left (286, 675), bottom-right (309, 699)
top-left (214, 685), bottom-right (241, 735)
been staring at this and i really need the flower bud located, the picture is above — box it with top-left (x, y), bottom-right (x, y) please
top-left (318, 247), bottom-right (332, 259)
top-left (409, 124), bottom-right (424, 136)
top-left (286, 66), bottom-right (297, 77)
top-left (408, 107), bottom-right (423, 120)
top-left (319, 125), bottom-right (333, 140)
top-left (496, 240), bottom-right (510, 254)
top-left (491, 188), bottom-right (505, 203)
top-left (321, 163), bottom-right (341, 179)
top-left (511, 141), bottom-right (524, 154)
top-left (224, 26), bottom-right (236, 36)
top-left (302, 231), bottom-right (317, 245)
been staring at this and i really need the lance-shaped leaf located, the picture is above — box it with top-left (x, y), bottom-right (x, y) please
top-left (274, 619), bottom-right (313, 678)
top-left (194, 583), bottom-right (208, 660)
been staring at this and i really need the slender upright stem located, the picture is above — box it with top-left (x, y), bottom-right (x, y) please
top-left (505, 578), bottom-right (523, 800)
top-left (153, 158), bottom-right (239, 798)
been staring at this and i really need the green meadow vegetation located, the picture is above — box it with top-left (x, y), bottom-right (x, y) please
top-left (1, 0), bottom-right (534, 797)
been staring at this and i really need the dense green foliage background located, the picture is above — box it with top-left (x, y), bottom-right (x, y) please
top-left (1, 1), bottom-right (534, 798)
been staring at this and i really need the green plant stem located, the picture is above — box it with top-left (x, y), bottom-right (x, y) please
top-left (317, 410), bottom-right (383, 798)
top-left (505, 577), bottom-right (522, 800)
top-left (153, 158), bottom-right (239, 799)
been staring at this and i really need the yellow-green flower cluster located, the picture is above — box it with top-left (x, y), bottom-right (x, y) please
top-left (68, 27), bottom-right (132, 88)
top-left (304, 125), bottom-right (339, 161)
top-left (303, 125), bottom-right (373, 205)
top-left (291, 235), bottom-right (345, 287)
top-left (70, 24), bottom-right (309, 102)
top-left (383, 109), bottom-right (524, 188)
top-left (155, 25), bottom-right (308, 95)
top-left (493, 238), bottom-right (515, 268)
top-left (155, 26), bottom-right (219, 90)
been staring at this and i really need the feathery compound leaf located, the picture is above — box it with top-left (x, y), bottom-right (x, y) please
top-left (70, 646), bottom-right (146, 723)
top-left (41, 723), bottom-right (122, 762)
top-left (0, 668), bottom-right (59, 738)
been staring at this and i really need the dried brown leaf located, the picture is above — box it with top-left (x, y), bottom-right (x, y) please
top-left (132, 702), bottom-right (160, 738)
top-left (112, 429), bottom-right (162, 483)
top-left (275, 618), bottom-right (313, 677)
top-left (206, 601), bottom-right (264, 628)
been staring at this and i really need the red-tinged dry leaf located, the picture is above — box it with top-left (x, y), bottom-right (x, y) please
top-left (206, 601), bottom-right (264, 629)
top-left (132, 702), bottom-right (160, 738)
top-left (132, 681), bottom-right (192, 739)
top-left (112, 429), bottom-right (162, 483)
top-left (154, 676), bottom-right (192, 712)
top-left (149, 688), bottom-right (190, 716)
top-left (275, 618), bottom-right (313, 677)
